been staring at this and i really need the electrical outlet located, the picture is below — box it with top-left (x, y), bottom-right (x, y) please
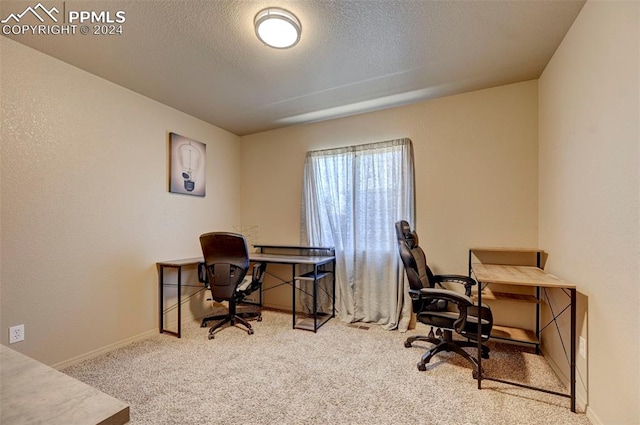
top-left (579, 336), bottom-right (586, 358)
top-left (9, 324), bottom-right (24, 344)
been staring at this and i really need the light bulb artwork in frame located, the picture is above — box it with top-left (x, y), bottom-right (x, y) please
top-left (179, 141), bottom-right (199, 191)
top-left (169, 132), bottom-right (206, 196)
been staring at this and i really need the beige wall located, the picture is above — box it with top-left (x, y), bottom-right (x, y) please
top-left (539, 1), bottom-right (640, 424)
top-left (240, 80), bottom-right (539, 308)
top-left (7, 6), bottom-right (635, 422)
top-left (0, 38), bottom-right (243, 366)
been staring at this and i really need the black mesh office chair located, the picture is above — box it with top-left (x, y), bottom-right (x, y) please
top-left (395, 220), bottom-right (493, 378)
top-left (198, 232), bottom-right (266, 340)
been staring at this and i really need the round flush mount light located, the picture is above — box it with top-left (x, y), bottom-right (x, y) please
top-left (254, 7), bottom-right (301, 49)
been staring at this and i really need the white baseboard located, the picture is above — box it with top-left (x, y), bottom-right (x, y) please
top-left (52, 328), bottom-right (158, 370)
top-left (53, 305), bottom-right (290, 371)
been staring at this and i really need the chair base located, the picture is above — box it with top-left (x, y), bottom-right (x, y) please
top-left (201, 309), bottom-right (262, 339)
top-left (405, 329), bottom-right (490, 378)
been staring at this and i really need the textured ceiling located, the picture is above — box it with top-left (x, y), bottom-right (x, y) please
top-left (1, 0), bottom-right (585, 136)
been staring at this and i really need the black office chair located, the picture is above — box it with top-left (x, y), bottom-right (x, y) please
top-left (395, 220), bottom-right (493, 378)
top-left (198, 232), bottom-right (266, 340)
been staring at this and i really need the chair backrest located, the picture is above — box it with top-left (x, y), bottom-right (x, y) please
top-left (199, 232), bottom-right (250, 301)
top-left (394, 220), bottom-right (436, 291)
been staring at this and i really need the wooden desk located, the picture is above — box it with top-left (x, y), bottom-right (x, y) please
top-left (1, 345), bottom-right (129, 425)
top-left (252, 246), bottom-right (336, 332)
top-left (157, 245), bottom-right (335, 337)
top-left (471, 263), bottom-right (577, 412)
top-left (473, 264), bottom-right (570, 288)
top-left (156, 257), bottom-right (205, 338)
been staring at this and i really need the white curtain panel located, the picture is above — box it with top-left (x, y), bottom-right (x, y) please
top-left (301, 138), bottom-right (415, 330)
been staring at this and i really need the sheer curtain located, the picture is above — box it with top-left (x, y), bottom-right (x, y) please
top-left (301, 138), bottom-right (415, 330)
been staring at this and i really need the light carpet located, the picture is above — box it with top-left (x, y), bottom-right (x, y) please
top-left (63, 310), bottom-right (591, 425)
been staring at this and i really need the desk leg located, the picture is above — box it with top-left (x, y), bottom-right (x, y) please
top-left (291, 264), bottom-right (296, 329)
top-left (570, 287), bottom-right (576, 412)
top-left (477, 285), bottom-right (483, 389)
top-left (536, 286), bottom-right (541, 354)
top-left (159, 266), bottom-right (164, 333)
top-left (159, 265), bottom-right (181, 338)
top-left (313, 264), bottom-right (318, 332)
top-left (177, 265), bottom-right (182, 338)
top-left (332, 259), bottom-right (336, 318)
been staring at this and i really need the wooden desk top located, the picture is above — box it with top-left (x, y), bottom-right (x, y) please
top-left (158, 253), bottom-right (335, 268)
top-left (254, 244), bottom-right (334, 251)
top-left (1, 346), bottom-right (129, 425)
top-left (157, 257), bottom-right (202, 267)
top-left (470, 247), bottom-right (545, 254)
top-left (472, 263), bottom-right (574, 288)
top-left (250, 252), bottom-right (334, 265)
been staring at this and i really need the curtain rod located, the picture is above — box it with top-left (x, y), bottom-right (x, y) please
top-left (306, 138), bottom-right (412, 157)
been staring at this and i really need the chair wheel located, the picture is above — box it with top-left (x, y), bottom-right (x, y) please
top-left (482, 352), bottom-right (490, 359)
top-left (201, 322), bottom-right (207, 328)
top-left (248, 329), bottom-right (254, 335)
top-left (208, 333), bottom-right (215, 340)
top-left (472, 370), bottom-right (479, 380)
top-left (417, 363), bottom-right (426, 371)
top-left (257, 316), bottom-right (262, 322)
top-left (404, 341), bottom-right (412, 348)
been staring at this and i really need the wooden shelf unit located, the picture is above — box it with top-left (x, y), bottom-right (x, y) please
top-left (293, 312), bottom-right (333, 331)
top-left (473, 287), bottom-right (539, 303)
top-left (491, 325), bottom-right (539, 345)
top-left (296, 271), bottom-right (330, 281)
top-left (469, 247), bottom-right (545, 351)
top-left (293, 267), bottom-right (334, 332)
top-left (252, 245), bottom-right (336, 333)
top-left (469, 248), bottom-right (577, 412)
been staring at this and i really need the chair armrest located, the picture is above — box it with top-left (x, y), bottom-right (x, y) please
top-left (433, 274), bottom-right (476, 296)
top-left (460, 305), bottom-right (494, 341)
top-left (197, 262), bottom-right (208, 285)
top-left (419, 288), bottom-right (474, 307)
top-left (408, 288), bottom-right (423, 300)
top-left (252, 262), bottom-right (266, 283)
top-left (420, 288), bottom-right (493, 341)
top-left (237, 262), bottom-right (267, 297)
top-left (409, 288), bottom-right (447, 313)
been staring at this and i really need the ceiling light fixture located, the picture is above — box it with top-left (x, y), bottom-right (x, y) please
top-left (254, 7), bottom-right (301, 49)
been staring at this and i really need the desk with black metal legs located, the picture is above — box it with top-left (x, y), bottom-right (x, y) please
top-left (156, 257), bottom-right (206, 338)
top-left (252, 245), bottom-right (336, 332)
top-left (472, 263), bottom-right (577, 412)
top-left (157, 245), bottom-right (335, 337)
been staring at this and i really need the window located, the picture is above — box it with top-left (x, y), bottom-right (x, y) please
top-left (301, 138), bottom-right (414, 328)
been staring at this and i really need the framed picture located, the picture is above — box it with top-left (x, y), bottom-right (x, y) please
top-left (169, 132), bottom-right (206, 196)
